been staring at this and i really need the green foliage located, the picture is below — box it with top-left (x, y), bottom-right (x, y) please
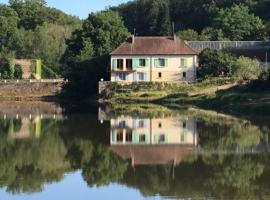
top-left (176, 29), bottom-right (200, 41)
top-left (198, 49), bottom-right (236, 78)
top-left (0, 1), bottom-right (81, 77)
top-left (62, 55), bottom-right (110, 99)
top-left (0, 53), bottom-right (16, 79)
top-left (113, 0), bottom-right (270, 41)
top-left (14, 64), bottom-right (23, 79)
top-left (213, 4), bottom-right (267, 40)
top-left (81, 11), bottom-right (129, 56)
top-left (232, 56), bottom-right (261, 81)
top-left (41, 64), bottom-right (58, 79)
top-left (61, 11), bottom-right (129, 98)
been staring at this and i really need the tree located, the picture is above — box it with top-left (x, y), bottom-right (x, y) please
top-left (232, 56), bottom-right (261, 81)
top-left (213, 4), bottom-right (267, 40)
top-left (0, 5), bottom-right (19, 53)
top-left (9, 0), bottom-right (47, 30)
top-left (176, 29), bottom-right (200, 41)
top-left (198, 49), bottom-right (236, 78)
top-left (61, 11), bottom-right (129, 97)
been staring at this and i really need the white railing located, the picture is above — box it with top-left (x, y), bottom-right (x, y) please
top-left (187, 41), bottom-right (269, 51)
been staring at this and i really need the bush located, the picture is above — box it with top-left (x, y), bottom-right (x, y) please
top-left (13, 64), bottom-right (23, 79)
top-left (258, 68), bottom-right (270, 82)
top-left (42, 64), bottom-right (58, 79)
top-left (232, 56), bottom-right (261, 81)
top-left (198, 49), bottom-right (236, 78)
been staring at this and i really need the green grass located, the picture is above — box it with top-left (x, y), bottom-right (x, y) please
top-left (108, 78), bottom-right (270, 116)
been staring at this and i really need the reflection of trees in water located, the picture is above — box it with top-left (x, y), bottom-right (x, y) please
top-left (120, 116), bottom-right (270, 199)
top-left (0, 116), bottom-right (127, 194)
top-left (0, 112), bottom-right (270, 199)
top-left (198, 118), bottom-right (262, 150)
top-left (122, 154), bottom-right (270, 200)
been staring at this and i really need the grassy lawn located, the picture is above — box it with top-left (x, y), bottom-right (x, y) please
top-left (108, 78), bottom-right (270, 116)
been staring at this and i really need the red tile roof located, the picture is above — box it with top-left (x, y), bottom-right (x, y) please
top-left (110, 36), bottom-right (198, 55)
top-left (110, 145), bottom-right (195, 166)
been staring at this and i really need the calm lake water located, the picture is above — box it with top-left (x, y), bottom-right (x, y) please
top-left (1, 102), bottom-right (270, 200)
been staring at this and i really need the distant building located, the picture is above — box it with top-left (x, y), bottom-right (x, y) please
top-left (110, 35), bottom-right (198, 82)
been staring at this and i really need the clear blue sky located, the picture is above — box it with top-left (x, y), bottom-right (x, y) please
top-left (0, 0), bottom-right (129, 19)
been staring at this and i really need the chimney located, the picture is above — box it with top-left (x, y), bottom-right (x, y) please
top-left (131, 34), bottom-right (135, 44)
top-left (174, 34), bottom-right (177, 42)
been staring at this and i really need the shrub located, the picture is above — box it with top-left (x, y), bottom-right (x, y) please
top-left (198, 49), bottom-right (236, 78)
top-left (232, 56), bottom-right (261, 81)
top-left (13, 64), bottom-right (23, 79)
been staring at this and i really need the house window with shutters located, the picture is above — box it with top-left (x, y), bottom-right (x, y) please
top-left (139, 59), bottom-right (146, 67)
top-left (116, 72), bottom-right (128, 81)
top-left (158, 58), bottom-right (165, 67)
top-left (139, 134), bottom-right (146, 143)
top-left (126, 130), bottom-right (132, 142)
top-left (181, 58), bottom-right (188, 68)
top-left (159, 134), bottom-right (165, 143)
top-left (154, 58), bottom-right (168, 68)
top-left (138, 72), bottom-right (145, 81)
top-left (117, 59), bottom-right (123, 70)
top-left (126, 59), bottom-right (133, 70)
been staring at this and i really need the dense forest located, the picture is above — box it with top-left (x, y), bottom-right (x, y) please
top-left (112, 0), bottom-right (270, 40)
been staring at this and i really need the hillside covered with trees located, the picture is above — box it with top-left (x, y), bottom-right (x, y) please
top-left (112, 0), bottom-right (270, 41)
top-left (0, 0), bottom-right (81, 78)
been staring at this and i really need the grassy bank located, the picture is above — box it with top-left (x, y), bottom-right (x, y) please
top-left (108, 78), bottom-right (270, 116)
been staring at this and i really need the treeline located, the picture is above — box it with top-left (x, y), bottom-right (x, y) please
top-left (0, 0), bottom-right (81, 78)
top-left (112, 0), bottom-right (270, 41)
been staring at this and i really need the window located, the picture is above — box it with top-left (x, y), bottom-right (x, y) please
top-left (158, 122), bottom-right (162, 128)
top-left (118, 72), bottom-right (127, 81)
top-left (138, 73), bottom-right (145, 81)
top-left (139, 134), bottom-right (146, 143)
top-left (158, 72), bottom-right (162, 78)
top-left (138, 120), bottom-right (145, 128)
top-left (181, 58), bottom-right (187, 67)
top-left (181, 133), bottom-right (185, 142)
top-left (159, 134), bottom-right (165, 143)
top-left (183, 72), bottom-right (187, 78)
top-left (126, 130), bottom-right (132, 142)
top-left (117, 131), bottom-right (123, 142)
top-left (117, 59), bottom-right (123, 70)
top-left (119, 121), bottom-right (126, 128)
top-left (126, 59), bottom-right (133, 70)
top-left (139, 59), bottom-right (146, 67)
top-left (183, 122), bottom-right (186, 128)
top-left (158, 58), bottom-right (165, 67)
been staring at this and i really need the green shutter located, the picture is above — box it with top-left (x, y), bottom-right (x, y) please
top-left (165, 134), bottom-right (168, 144)
top-left (184, 58), bottom-right (188, 67)
top-left (112, 59), bottom-right (117, 69)
top-left (154, 59), bottom-right (158, 67)
top-left (154, 135), bottom-right (158, 144)
top-left (132, 59), bottom-right (139, 68)
top-left (132, 131), bottom-right (139, 144)
top-left (145, 135), bottom-right (149, 144)
top-left (145, 58), bottom-right (149, 67)
top-left (165, 59), bottom-right (168, 67)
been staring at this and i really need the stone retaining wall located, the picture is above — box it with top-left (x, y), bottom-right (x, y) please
top-left (0, 80), bottom-right (63, 97)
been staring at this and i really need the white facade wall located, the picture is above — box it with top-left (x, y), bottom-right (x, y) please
top-left (111, 55), bottom-right (198, 82)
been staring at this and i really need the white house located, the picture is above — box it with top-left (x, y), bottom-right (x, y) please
top-left (110, 35), bottom-right (198, 82)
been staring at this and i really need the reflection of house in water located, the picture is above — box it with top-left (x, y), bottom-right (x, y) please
top-left (109, 116), bottom-right (198, 166)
